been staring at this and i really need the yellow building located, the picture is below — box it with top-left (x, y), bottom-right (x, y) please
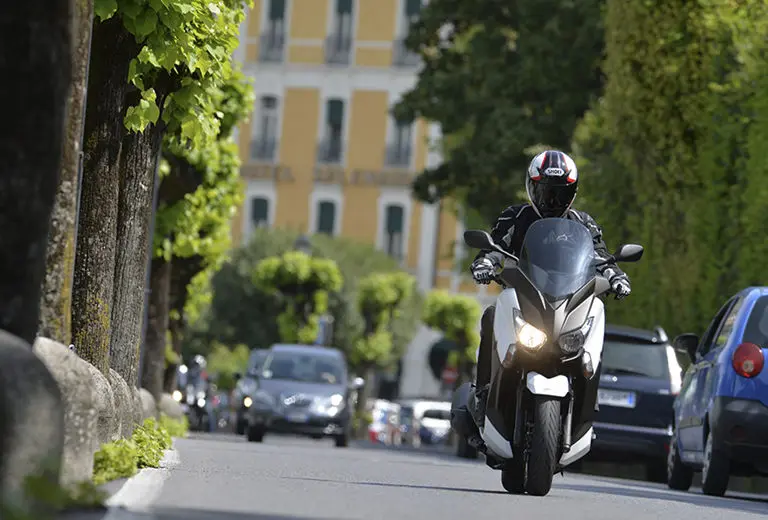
top-left (230, 0), bottom-right (498, 396)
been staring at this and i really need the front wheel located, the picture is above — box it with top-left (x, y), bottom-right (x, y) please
top-left (525, 396), bottom-right (562, 497)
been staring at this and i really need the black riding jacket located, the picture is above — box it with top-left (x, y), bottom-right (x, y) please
top-left (473, 204), bottom-right (628, 282)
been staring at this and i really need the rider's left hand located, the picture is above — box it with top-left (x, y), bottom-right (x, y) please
top-left (610, 275), bottom-right (631, 300)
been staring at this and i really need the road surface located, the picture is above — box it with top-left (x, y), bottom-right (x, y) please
top-left (69, 433), bottom-right (768, 520)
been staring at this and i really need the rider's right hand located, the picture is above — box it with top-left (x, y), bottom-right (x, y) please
top-left (471, 257), bottom-right (496, 285)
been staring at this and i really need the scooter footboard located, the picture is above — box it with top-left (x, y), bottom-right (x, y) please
top-left (525, 372), bottom-right (569, 397)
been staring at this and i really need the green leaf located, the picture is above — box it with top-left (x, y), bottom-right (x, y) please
top-left (94, 0), bottom-right (118, 20)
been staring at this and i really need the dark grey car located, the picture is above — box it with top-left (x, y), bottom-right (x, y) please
top-left (244, 344), bottom-right (363, 447)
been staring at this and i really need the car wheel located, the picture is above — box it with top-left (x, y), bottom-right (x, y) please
top-left (334, 433), bottom-right (349, 448)
top-left (456, 434), bottom-right (478, 459)
top-left (246, 425), bottom-right (265, 443)
top-left (701, 431), bottom-right (729, 496)
top-left (667, 428), bottom-right (694, 490)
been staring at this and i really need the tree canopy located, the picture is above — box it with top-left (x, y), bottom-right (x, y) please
top-left (395, 0), bottom-right (604, 222)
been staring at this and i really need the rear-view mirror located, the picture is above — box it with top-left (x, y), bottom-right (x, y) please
top-left (463, 230), bottom-right (495, 250)
top-left (350, 376), bottom-right (365, 390)
top-left (613, 244), bottom-right (644, 263)
top-left (673, 333), bottom-right (699, 361)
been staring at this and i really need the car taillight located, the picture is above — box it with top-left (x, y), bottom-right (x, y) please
top-left (732, 342), bottom-right (764, 378)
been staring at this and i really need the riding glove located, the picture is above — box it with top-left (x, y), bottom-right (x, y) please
top-left (610, 274), bottom-right (631, 300)
top-left (471, 257), bottom-right (497, 285)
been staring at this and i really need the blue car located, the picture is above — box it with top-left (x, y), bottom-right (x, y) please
top-left (668, 287), bottom-right (768, 496)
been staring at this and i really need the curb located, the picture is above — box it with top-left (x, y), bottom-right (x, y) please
top-left (103, 441), bottom-right (181, 516)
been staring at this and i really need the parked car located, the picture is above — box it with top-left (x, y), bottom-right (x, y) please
top-left (243, 344), bottom-right (363, 447)
top-left (667, 287), bottom-right (768, 496)
top-left (418, 405), bottom-right (452, 445)
top-left (232, 348), bottom-right (269, 435)
top-left (368, 399), bottom-right (401, 445)
top-left (396, 402), bottom-right (420, 447)
top-left (587, 325), bottom-right (684, 482)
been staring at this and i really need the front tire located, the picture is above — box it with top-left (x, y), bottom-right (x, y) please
top-left (701, 431), bottom-right (729, 496)
top-left (525, 396), bottom-right (562, 497)
top-left (667, 428), bottom-right (693, 490)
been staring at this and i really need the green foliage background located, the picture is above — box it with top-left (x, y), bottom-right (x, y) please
top-left (186, 229), bottom-right (422, 372)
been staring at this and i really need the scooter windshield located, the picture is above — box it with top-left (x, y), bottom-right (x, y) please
top-left (518, 218), bottom-right (596, 300)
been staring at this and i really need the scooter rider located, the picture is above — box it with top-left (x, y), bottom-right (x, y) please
top-left (469, 150), bottom-right (631, 426)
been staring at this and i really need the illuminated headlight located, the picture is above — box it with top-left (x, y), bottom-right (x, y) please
top-left (197, 398), bottom-right (206, 407)
top-left (314, 394), bottom-right (345, 416)
top-left (172, 390), bottom-right (182, 402)
top-left (514, 311), bottom-right (547, 350)
top-left (558, 317), bottom-right (594, 355)
top-left (243, 397), bottom-right (253, 408)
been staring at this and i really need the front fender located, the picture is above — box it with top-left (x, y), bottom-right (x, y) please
top-left (526, 372), bottom-right (569, 398)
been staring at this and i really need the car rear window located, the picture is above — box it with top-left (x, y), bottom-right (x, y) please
top-left (744, 296), bottom-right (768, 346)
top-left (422, 409), bottom-right (451, 420)
top-left (601, 339), bottom-right (669, 379)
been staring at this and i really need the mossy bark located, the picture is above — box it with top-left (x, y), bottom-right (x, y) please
top-left (142, 257), bottom-right (172, 401)
top-left (39, 0), bottom-right (93, 345)
top-left (110, 122), bottom-right (164, 387)
top-left (72, 17), bottom-right (137, 374)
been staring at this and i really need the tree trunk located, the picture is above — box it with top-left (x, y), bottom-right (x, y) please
top-left (110, 123), bottom-right (164, 386)
top-left (162, 254), bottom-right (204, 392)
top-left (71, 17), bottom-right (136, 374)
top-left (38, 0), bottom-right (93, 345)
top-left (0, 0), bottom-right (72, 346)
top-left (142, 257), bottom-right (171, 401)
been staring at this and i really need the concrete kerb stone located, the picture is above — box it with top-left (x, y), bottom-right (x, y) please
top-left (32, 337), bottom-right (99, 487)
top-left (0, 330), bottom-right (64, 517)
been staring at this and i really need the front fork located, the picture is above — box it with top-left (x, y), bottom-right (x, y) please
top-left (512, 372), bottom-right (574, 454)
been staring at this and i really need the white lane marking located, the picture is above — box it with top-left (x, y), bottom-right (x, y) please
top-left (103, 443), bottom-right (181, 518)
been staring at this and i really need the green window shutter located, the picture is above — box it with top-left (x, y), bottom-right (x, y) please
top-left (317, 201), bottom-right (336, 234)
top-left (251, 197), bottom-right (269, 226)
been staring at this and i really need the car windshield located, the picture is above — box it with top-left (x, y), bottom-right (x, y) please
top-left (601, 339), bottom-right (668, 380)
top-left (262, 351), bottom-right (345, 384)
top-left (422, 409), bottom-right (451, 420)
top-left (518, 218), bottom-right (596, 300)
top-left (248, 349), bottom-right (268, 373)
top-left (744, 296), bottom-right (768, 346)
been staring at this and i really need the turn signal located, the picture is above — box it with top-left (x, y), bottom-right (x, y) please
top-left (581, 351), bottom-right (595, 379)
top-left (732, 342), bottom-right (764, 378)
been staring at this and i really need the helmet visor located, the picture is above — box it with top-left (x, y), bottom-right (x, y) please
top-left (530, 180), bottom-right (577, 218)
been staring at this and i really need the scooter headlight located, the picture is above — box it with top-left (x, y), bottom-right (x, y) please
top-left (558, 317), bottom-right (594, 355)
top-left (513, 311), bottom-right (547, 350)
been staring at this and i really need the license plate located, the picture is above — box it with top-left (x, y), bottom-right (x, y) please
top-left (598, 389), bottom-right (636, 408)
top-left (286, 412), bottom-right (309, 423)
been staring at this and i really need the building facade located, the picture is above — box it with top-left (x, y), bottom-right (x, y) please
top-left (231, 0), bottom-right (497, 397)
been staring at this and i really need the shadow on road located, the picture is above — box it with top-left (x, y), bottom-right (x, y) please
top-left (557, 482), bottom-right (768, 515)
top-left (60, 506), bottom-right (339, 520)
top-left (279, 475), bottom-right (509, 496)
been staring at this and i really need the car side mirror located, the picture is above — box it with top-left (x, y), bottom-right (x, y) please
top-left (613, 244), bottom-right (644, 263)
top-left (673, 333), bottom-right (699, 361)
top-left (463, 230), bottom-right (495, 250)
top-left (350, 376), bottom-right (365, 390)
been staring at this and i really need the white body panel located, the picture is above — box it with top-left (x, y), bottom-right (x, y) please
top-left (526, 372), bottom-right (569, 397)
top-left (492, 289), bottom-right (521, 362)
top-left (481, 416), bottom-right (515, 459)
top-left (583, 298), bottom-right (605, 365)
top-left (559, 427), bottom-right (593, 466)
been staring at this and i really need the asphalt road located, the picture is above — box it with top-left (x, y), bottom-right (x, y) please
top-left (73, 433), bottom-right (768, 520)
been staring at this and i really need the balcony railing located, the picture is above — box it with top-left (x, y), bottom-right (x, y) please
top-left (384, 144), bottom-right (412, 168)
top-left (392, 38), bottom-right (420, 67)
top-left (316, 138), bottom-right (344, 164)
top-left (324, 35), bottom-right (352, 65)
top-left (259, 32), bottom-right (285, 63)
top-left (250, 138), bottom-right (277, 162)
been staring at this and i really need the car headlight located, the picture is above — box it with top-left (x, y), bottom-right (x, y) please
top-left (197, 398), bottom-right (206, 407)
top-left (314, 394), bottom-right (345, 416)
top-left (514, 311), bottom-right (547, 350)
top-left (243, 397), bottom-right (253, 408)
top-left (172, 390), bottom-right (182, 402)
top-left (240, 379), bottom-right (258, 395)
top-left (558, 317), bottom-right (594, 355)
top-left (329, 394), bottom-right (343, 407)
